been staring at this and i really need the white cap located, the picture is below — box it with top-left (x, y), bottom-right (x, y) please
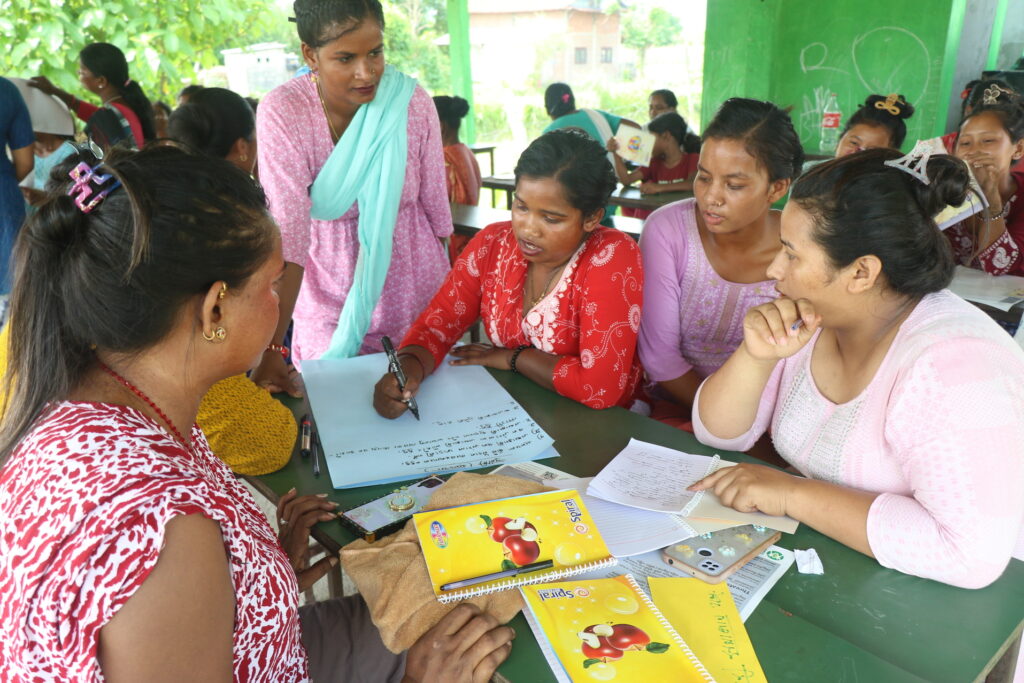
top-left (7, 77), bottom-right (75, 136)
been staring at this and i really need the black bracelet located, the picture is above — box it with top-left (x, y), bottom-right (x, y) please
top-left (509, 344), bottom-right (532, 374)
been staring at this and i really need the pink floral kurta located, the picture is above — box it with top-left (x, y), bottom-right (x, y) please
top-left (257, 75), bottom-right (452, 364)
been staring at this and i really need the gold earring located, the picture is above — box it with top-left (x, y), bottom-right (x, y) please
top-left (239, 154), bottom-right (247, 162)
top-left (218, 282), bottom-right (228, 300)
top-left (202, 326), bottom-right (227, 342)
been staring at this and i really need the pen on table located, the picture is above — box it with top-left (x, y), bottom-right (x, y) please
top-left (440, 560), bottom-right (554, 591)
top-left (381, 335), bottom-right (420, 421)
top-left (311, 431), bottom-right (321, 478)
top-left (300, 414), bottom-right (311, 458)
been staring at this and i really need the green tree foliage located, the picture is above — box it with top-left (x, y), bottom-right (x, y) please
top-left (381, 0), bottom-right (449, 94)
top-left (0, 0), bottom-right (277, 101)
top-left (621, 6), bottom-right (682, 76)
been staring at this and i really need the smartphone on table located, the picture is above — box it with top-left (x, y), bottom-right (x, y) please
top-left (337, 475), bottom-right (446, 542)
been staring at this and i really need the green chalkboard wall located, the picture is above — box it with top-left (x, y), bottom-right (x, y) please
top-left (702, 0), bottom-right (959, 153)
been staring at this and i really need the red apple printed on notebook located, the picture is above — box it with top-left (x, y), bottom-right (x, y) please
top-left (577, 623), bottom-right (669, 668)
top-left (481, 515), bottom-right (541, 570)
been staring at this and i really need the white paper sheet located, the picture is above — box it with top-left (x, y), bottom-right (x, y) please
top-left (586, 438), bottom-right (720, 514)
top-left (559, 476), bottom-right (697, 557)
top-left (303, 355), bottom-right (555, 488)
top-left (949, 265), bottom-right (1024, 312)
top-left (613, 123), bottom-right (656, 167)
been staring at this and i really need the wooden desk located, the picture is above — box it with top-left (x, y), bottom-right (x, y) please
top-left (251, 376), bottom-right (1023, 682)
top-left (450, 203), bottom-right (644, 240)
top-left (482, 175), bottom-right (691, 213)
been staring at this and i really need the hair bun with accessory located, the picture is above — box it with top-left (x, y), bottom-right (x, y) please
top-left (982, 84), bottom-right (1014, 105)
top-left (67, 162), bottom-right (121, 214)
top-left (883, 139), bottom-right (933, 185)
top-left (874, 93), bottom-right (902, 116)
top-left (561, 93), bottom-right (569, 103)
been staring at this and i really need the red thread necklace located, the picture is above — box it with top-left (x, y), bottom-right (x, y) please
top-left (98, 361), bottom-right (191, 450)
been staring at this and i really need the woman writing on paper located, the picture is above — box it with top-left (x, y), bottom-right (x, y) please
top-left (252, 0), bottom-right (452, 395)
top-left (0, 145), bottom-right (514, 681)
top-left (373, 129), bottom-right (644, 415)
top-left (690, 149), bottom-right (1024, 589)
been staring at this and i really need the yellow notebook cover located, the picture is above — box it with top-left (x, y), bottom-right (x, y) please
top-left (521, 574), bottom-right (714, 682)
top-left (649, 577), bottom-right (766, 683)
top-left (414, 489), bottom-right (616, 602)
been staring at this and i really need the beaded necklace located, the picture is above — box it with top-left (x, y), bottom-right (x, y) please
top-left (98, 361), bottom-right (191, 450)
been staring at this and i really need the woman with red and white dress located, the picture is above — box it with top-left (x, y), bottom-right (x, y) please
top-left (0, 144), bottom-right (513, 682)
top-left (374, 128), bottom-right (644, 416)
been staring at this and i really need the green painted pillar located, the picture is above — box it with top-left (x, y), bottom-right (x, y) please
top-left (987, 0), bottom-right (1010, 69)
top-left (447, 0), bottom-right (475, 144)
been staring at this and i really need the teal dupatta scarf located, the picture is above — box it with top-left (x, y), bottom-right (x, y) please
top-left (310, 65), bottom-right (417, 358)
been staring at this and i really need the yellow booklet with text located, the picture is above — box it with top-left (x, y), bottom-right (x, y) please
top-left (521, 574), bottom-right (714, 682)
top-left (650, 577), bottom-right (766, 682)
top-left (413, 489), bottom-right (616, 603)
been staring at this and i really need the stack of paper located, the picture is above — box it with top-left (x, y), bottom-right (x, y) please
top-left (491, 462), bottom-right (795, 620)
top-left (587, 439), bottom-right (799, 534)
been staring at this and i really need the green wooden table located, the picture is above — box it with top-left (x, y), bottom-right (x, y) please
top-left (249, 371), bottom-right (1023, 682)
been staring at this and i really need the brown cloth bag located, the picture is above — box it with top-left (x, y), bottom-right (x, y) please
top-left (340, 472), bottom-right (553, 653)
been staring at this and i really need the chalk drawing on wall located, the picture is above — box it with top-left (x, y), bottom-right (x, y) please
top-left (794, 27), bottom-right (932, 144)
top-left (799, 42), bottom-right (850, 76)
top-left (851, 27), bottom-right (931, 107)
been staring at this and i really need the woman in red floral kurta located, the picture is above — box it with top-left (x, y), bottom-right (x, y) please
top-left (374, 129), bottom-right (643, 413)
top-left (946, 98), bottom-right (1024, 275)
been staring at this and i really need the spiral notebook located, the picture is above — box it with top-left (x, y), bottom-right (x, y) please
top-left (413, 490), bottom-right (617, 603)
top-left (520, 574), bottom-right (714, 682)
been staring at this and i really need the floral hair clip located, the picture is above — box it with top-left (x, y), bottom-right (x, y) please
top-left (874, 93), bottom-right (902, 116)
top-left (883, 139), bottom-right (934, 185)
top-left (982, 85), bottom-right (1013, 105)
top-left (67, 161), bottom-right (121, 214)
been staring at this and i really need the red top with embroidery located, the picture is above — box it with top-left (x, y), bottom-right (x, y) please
top-left (401, 222), bottom-right (644, 409)
top-left (0, 402), bottom-right (308, 682)
top-left (945, 171), bottom-right (1024, 276)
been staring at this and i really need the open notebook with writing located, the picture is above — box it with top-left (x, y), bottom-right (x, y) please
top-left (413, 490), bottom-right (616, 603)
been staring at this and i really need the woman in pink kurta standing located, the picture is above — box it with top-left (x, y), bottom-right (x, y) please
top-left (253, 0), bottom-right (451, 393)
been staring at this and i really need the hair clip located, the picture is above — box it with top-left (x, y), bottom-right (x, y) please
top-left (874, 93), bottom-right (902, 116)
top-left (67, 162), bottom-right (121, 214)
top-left (883, 139), bottom-right (933, 185)
top-left (561, 93), bottom-right (570, 103)
top-left (982, 85), bottom-right (1012, 105)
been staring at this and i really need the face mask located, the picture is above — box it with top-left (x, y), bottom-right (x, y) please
top-left (33, 141), bottom-right (76, 188)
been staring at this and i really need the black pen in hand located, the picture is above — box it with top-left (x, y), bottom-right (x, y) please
top-left (381, 336), bottom-right (420, 420)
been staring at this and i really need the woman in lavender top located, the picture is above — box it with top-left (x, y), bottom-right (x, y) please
top-left (639, 98), bottom-right (803, 429)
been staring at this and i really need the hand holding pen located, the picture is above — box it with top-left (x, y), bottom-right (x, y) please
top-left (741, 296), bottom-right (821, 362)
top-left (373, 337), bottom-right (422, 420)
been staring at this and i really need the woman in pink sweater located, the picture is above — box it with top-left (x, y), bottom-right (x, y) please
top-left (691, 148), bottom-right (1024, 589)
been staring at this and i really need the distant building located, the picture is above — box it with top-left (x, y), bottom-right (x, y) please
top-left (469, 0), bottom-right (622, 87)
top-left (221, 42), bottom-right (298, 97)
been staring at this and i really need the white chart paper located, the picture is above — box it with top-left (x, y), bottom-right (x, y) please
top-left (303, 355), bottom-right (556, 488)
